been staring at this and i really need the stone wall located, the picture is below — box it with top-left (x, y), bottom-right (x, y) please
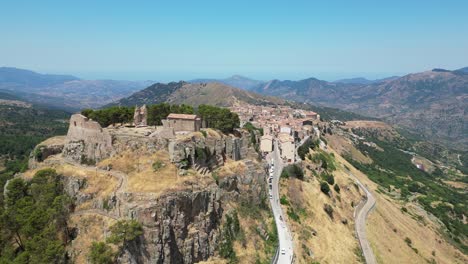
top-left (165, 118), bottom-right (201, 132)
top-left (63, 114), bottom-right (114, 163)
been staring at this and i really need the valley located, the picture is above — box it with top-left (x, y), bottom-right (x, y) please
top-left (0, 68), bottom-right (466, 264)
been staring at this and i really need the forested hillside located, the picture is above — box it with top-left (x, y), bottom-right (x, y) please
top-left (0, 103), bottom-right (69, 179)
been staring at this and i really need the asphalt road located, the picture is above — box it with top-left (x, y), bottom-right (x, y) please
top-left (351, 172), bottom-right (377, 264)
top-left (269, 140), bottom-right (294, 264)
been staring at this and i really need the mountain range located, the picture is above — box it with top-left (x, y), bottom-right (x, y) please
top-left (188, 68), bottom-right (466, 149)
top-left (245, 68), bottom-right (468, 149)
top-left (1, 66), bottom-right (467, 149)
top-left (0, 67), bottom-right (152, 110)
top-left (189, 75), bottom-right (264, 90)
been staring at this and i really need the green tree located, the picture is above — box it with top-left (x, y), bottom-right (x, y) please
top-left (0, 169), bottom-right (70, 263)
top-left (89, 242), bottom-right (115, 264)
top-left (107, 219), bottom-right (143, 247)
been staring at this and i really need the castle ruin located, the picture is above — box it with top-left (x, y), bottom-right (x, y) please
top-left (134, 105), bottom-right (148, 127)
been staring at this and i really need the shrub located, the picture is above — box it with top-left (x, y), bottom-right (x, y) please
top-left (334, 184), bottom-right (341, 193)
top-left (404, 237), bottom-right (412, 246)
top-left (320, 182), bottom-right (330, 195)
top-left (324, 204), bottom-right (334, 219)
top-left (219, 212), bottom-right (241, 263)
top-left (88, 242), bottom-right (115, 264)
top-left (107, 220), bottom-right (143, 246)
top-left (297, 138), bottom-right (319, 160)
top-left (287, 207), bottom-right (300, 222)
top-left (152, 160), bottom-right (164, 171)
top-left (281, 164), bottom-right (304, 180)
top-left (33, 146), bottom-right (44, 161)
top-left (280, 195), bottom-right (289, 205)
top-left (200, 130), bottom-right (207, 138)
top-left (322, 172), bottom-right (335, 185)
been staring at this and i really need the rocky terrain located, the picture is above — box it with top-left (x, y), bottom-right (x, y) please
top-left (22, 114), bottom-right (275, 263)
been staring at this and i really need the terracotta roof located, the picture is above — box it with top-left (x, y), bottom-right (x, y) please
top-left (167, 113), bottom-right (199, 120)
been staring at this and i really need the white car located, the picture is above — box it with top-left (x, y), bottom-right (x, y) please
top-left (281, 248), bottom-right (286, 255)
top-left (269, 194), bottom-right (273, 199)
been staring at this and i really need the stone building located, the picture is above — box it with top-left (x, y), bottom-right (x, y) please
top-left (64, 114), bottom-right (113, 163)
top-left (260, 134), bottom-right (274, 153)
top-left (134, 105), bottom-right (148, 126)
top-left (163, 113), bottom-right (202, 132)
top-left (278, 132), bottom-right (295, 163)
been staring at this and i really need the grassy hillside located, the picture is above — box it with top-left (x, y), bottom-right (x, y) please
top-left (330, 123), bottom-right (468, 254)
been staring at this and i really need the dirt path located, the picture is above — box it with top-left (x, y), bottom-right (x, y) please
top-left (71, 208), bottom-right (119, 220)
top-left (63, 160), bottom-right (128, 219)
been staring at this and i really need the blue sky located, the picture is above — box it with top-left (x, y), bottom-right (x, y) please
top-left (1, 0), bottom-right (467, 81)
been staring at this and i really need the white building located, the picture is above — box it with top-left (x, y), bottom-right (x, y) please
top-left (280, 126), bottom-right (292, 135)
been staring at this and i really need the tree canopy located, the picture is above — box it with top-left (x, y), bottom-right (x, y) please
top-left (0, 168), bottom-right (71, 263)
top-left (198, 104), bottom-right (240, 133)
top-left (82, 103), bottom-right (239, 133)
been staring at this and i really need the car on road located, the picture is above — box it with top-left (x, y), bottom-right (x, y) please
top-left (268, 177), bottom-right (272, 183)
top-left (269, 194), bottom-right (273, 199)
top-left (269, 184), bottom-right (272, 190)
top-left (281, 248), bottom-right (286, 255)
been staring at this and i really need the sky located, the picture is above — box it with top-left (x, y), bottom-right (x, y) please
top-left (1, 0), bottom-right (468, 82)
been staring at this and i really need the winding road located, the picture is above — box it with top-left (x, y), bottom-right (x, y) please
top-left (269, 140), bottom-right (294, 264)
top-left (350, 172), bottom-right (377, 264)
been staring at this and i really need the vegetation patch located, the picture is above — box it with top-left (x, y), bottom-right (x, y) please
top-left (0, 168), bottom-right (72, 263)
top-left (344, 135), bottom-right (468, 253)
top-left (281, 164), bottom-right (304, 180)
top-left (297, 138), bottom-right (320, 160)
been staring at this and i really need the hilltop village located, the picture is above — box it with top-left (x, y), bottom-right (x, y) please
top-left (230, 103), bottom-right (321, 163)
top-left (68, 102), bottom-right (322, 169)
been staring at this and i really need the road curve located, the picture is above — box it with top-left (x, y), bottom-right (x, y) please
top-left (269, 140), bottom-right (294, 264)
top-left (351, 172), bottom-right (377, 264)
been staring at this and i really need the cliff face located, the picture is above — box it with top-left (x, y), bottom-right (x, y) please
top-left (27, 119), bottom-right (267, 264)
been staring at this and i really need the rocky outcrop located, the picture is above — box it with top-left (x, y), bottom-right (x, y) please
top-left (28, 142), bottom-right (64, 168)
top-left (120, 188), bottom-right (222, 263)
top-left (169, 129), bottom-right (252, 172)
top-left (34, 115), bottom-right (266, 264)
top-left (115, 157), bottom-right (267, 264)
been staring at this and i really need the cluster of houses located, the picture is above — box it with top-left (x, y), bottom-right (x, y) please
top-left (230, 103), bottom-right (320, 163)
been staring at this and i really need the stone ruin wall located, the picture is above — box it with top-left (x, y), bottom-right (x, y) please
top-left (63, 114), bottom-right (114, 163)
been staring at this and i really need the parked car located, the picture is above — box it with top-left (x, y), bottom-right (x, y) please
top-left (281, 248), bottom-right (286, 255)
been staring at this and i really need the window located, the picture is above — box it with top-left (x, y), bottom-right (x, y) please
top-left (74, 121), bottom-right (77, 126)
